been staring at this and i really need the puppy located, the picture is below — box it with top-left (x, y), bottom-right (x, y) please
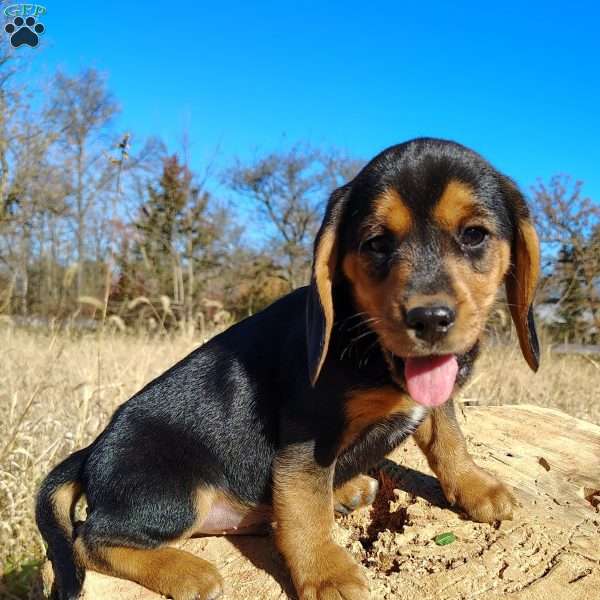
top-left (37, 138), bottom-right (540, 600)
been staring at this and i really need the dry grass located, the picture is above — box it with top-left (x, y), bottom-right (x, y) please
top-left (465, 337), bottom-right (600, 425)
top-left (0, 327), bottom-right (208, 598)
top-left (0, 326), bottom-right (598, 598)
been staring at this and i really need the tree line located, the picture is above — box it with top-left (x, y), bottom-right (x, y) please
top-left (0, 52), bottom-right (598, 342)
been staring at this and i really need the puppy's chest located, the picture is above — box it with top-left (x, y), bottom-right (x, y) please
top-left (341, 386), bottom-right (426, 450)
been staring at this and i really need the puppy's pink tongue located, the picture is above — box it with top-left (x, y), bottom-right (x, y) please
top-left (404, 355), bottom-right (458, 407)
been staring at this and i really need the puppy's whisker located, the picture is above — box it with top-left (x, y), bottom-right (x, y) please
top-left (340, 343), bottom-right (352, 361)
top-left (347, 317), bottom-right (380, 332)
top-left (337, 312), bottom-right (370, 332)
top-left (342, 311), bottom-right (369, 322)
top-left (359, 339), bottom-right (381, 368)
top-left (340, 324), bottom-right (380, 362)
top-left (350, 329), bottom-right (378, 345)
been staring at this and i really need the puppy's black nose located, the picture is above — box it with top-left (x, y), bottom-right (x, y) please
top-left (405, 306), bottom-right (456, 344)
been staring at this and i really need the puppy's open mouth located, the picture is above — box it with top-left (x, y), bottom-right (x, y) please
top-left (391, 354), bottom-right (459, 407)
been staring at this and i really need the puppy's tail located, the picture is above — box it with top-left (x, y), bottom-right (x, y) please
top-left (36, 447), bottom-right (89, 600)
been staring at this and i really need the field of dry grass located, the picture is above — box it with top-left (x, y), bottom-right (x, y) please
top-left (0, 325), bottom-right (599, 599)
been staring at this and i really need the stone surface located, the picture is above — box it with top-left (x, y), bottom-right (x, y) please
top-left (41, 404), bottom-right (600, 599)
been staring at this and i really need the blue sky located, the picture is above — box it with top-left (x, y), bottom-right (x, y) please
top-left (5, 0), bottom-right (600, 203)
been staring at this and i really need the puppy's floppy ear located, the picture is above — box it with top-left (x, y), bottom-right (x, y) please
top-left (502, 177), bottom-right (541, 372)
top-left (306, 184), bottom-right (351, 386)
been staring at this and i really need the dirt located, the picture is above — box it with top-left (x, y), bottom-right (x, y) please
top-left (335, 451), bottom-right (599, 599)
top-left (41, 405), bottom-right (600, 599)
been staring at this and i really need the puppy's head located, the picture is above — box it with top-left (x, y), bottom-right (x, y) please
top-left (307, 138), bottom-right (540, 405)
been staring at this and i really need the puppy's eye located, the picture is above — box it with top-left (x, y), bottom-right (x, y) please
top-left (460, 226), bottom-right (488, 248)
top-left (364, 235), bottom-right (394, 256)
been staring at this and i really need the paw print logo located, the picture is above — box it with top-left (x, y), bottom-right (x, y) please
top-left (5, 16), bottom-right (45, 48)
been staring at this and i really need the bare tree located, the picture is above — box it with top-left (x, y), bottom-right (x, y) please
top-left (226, 144), bottom-right (361, 289)
top-left (45, 69), bottom-right (119, 297)
top-left (0, 46), bottom-right (23, 224)
top-left (0, 47), bottom-right (67, 315)
top-left (531, 175), bottom-right (600, 340)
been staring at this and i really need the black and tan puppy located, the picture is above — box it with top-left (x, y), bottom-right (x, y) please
top-left (37, 138), bottom-right (540, 600)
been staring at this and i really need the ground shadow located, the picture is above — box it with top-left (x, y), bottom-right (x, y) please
top-left (228, 533), bottom-right (297, 599)
top-left (374, 458), bottom-right (453, 508)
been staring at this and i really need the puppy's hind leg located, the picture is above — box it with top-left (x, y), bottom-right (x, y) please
top-left (76, 488), bottom-right (223, 600)
top-left (77, 543), bottom-right (223, 600)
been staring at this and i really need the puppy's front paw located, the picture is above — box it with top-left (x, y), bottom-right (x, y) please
top-left (444, 466), bottom-right (517, 523)
top-left (292, 542), bottom-right (369, 600)
top-left (334, 474), bottom-right (379, 515)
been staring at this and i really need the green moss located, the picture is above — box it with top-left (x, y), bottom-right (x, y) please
top-left (2, 557), bottom-right (44, 599)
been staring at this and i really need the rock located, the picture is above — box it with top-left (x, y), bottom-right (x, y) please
top-left (41, 405), bottom-right (600, 599)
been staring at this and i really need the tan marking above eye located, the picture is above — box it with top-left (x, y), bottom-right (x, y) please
top-left (370, 188), bottom-right (412, 236)
top-left (434, 180), bottom-right (482, 232)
